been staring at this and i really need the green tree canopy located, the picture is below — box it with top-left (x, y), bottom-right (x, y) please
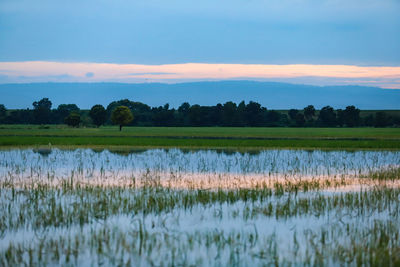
top-left (32, 98), bottom-right (52, 124)
top-left (318, 106), bottom-right (337, 127)
top-left (303, 105), bottom-right (316, 121)
top-left (266, 110), bottom-right (282, 127)
top-left (288, 109), bottom-right (299, 121)
top-left (295, 113), bottom-right (306, 127)
top-left (375, 112), bottom-right (390, 127)
top-left (178, 102), bottom-right (190, 114)
top-left (222, 101), bottom-right (239, 126)
top-left (64, 112), bottom-right (80, 127)
top-left (56, 104), bottom-right (79, 123)
top-left (111, 106), bottom-right (134, 131)
top-left (245, 101), bottom-right (265, 126)
top-left (343, 105), bottom-right (360, 127)
top-left (0, 104), bottom-right (6, 118)
top-left (89, 104), bottom-right (107, 127)
top-left (107, 99), bottom-right (151, 126)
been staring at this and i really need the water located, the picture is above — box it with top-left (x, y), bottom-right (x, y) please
top-left (0, 148), bottom-right (399, 266)
top-left (1, 148), bottom-right (399, 181)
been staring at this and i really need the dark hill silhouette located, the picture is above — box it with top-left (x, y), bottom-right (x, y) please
top-left (0, 81), bottom-right (399, 109)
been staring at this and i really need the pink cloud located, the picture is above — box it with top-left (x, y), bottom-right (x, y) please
top-left (0, 61), bottom-right (400, 88)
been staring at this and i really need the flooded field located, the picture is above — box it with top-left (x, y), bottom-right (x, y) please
top-left (1, 149), bottom-right (400, 266)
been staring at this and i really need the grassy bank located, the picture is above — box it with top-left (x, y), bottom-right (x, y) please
top-left (1, 125), bottom-right (400, 149)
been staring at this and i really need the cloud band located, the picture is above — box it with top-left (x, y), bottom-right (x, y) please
top-left (0, 61), bottom-right (399, 88)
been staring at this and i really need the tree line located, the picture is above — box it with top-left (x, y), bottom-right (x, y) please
top-left (0, 98), bottom-right (399, 128)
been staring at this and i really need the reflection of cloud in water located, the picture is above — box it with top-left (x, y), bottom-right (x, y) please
top-left (1, 148), bottom-right (399, 189)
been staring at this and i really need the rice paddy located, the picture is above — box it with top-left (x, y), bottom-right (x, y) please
top-left (1, 126), bottom-right (400, 149)
top-left (1, 148), bottom-right (400, 266)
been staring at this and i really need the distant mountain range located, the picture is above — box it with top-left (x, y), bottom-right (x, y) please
top-left (1, 81), bottom-right (399, 110)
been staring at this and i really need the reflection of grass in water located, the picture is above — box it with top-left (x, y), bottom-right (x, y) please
top-left (1, 184), bottom-right (399, 230)
top-left (2, 219), bottom-right (399, 266)
top-left (1, 183), bottom-right (400, 265)
top-left (0, 148), bottom-right (400, 266)
top-left (363, 166), bottom-right (400, 181)
top-left (2, 149), bottom-right (399, 183)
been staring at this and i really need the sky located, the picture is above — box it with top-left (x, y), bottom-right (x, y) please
top-left (0, 0), bottom-right (399, 88)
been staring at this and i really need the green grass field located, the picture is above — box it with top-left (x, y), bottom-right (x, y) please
top-left (1, 125), bottom-right (400, 149)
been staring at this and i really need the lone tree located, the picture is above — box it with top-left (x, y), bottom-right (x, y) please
top-left (64, 112), bottom-right (81, 127)
top-left (89, 104), bottom-right (107, 127)
top-left (111, 106), bottom-right (133, 131)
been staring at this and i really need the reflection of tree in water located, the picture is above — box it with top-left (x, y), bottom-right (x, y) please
top-left (108, 149), bottom-right (149, 157)
top-left (214, 149), bottom-right (262, 156)
top-left (175, 148), bottom-right (263, 156)
top-left (91, 148), bottom-right (105, 154)
top-left (33, 148), bottom-right (52, 157)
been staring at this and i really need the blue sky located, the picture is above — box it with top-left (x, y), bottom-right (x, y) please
top-left (1, 0), bottom-right (399, 65)
top-left (0, 0), bottom-right (399, 87)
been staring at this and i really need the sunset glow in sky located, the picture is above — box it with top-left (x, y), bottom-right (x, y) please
top-left (1, 61), bottom-right (400, 88)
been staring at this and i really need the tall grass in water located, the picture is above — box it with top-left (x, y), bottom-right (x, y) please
top-left (0, 148), bottom-right (399, 266)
